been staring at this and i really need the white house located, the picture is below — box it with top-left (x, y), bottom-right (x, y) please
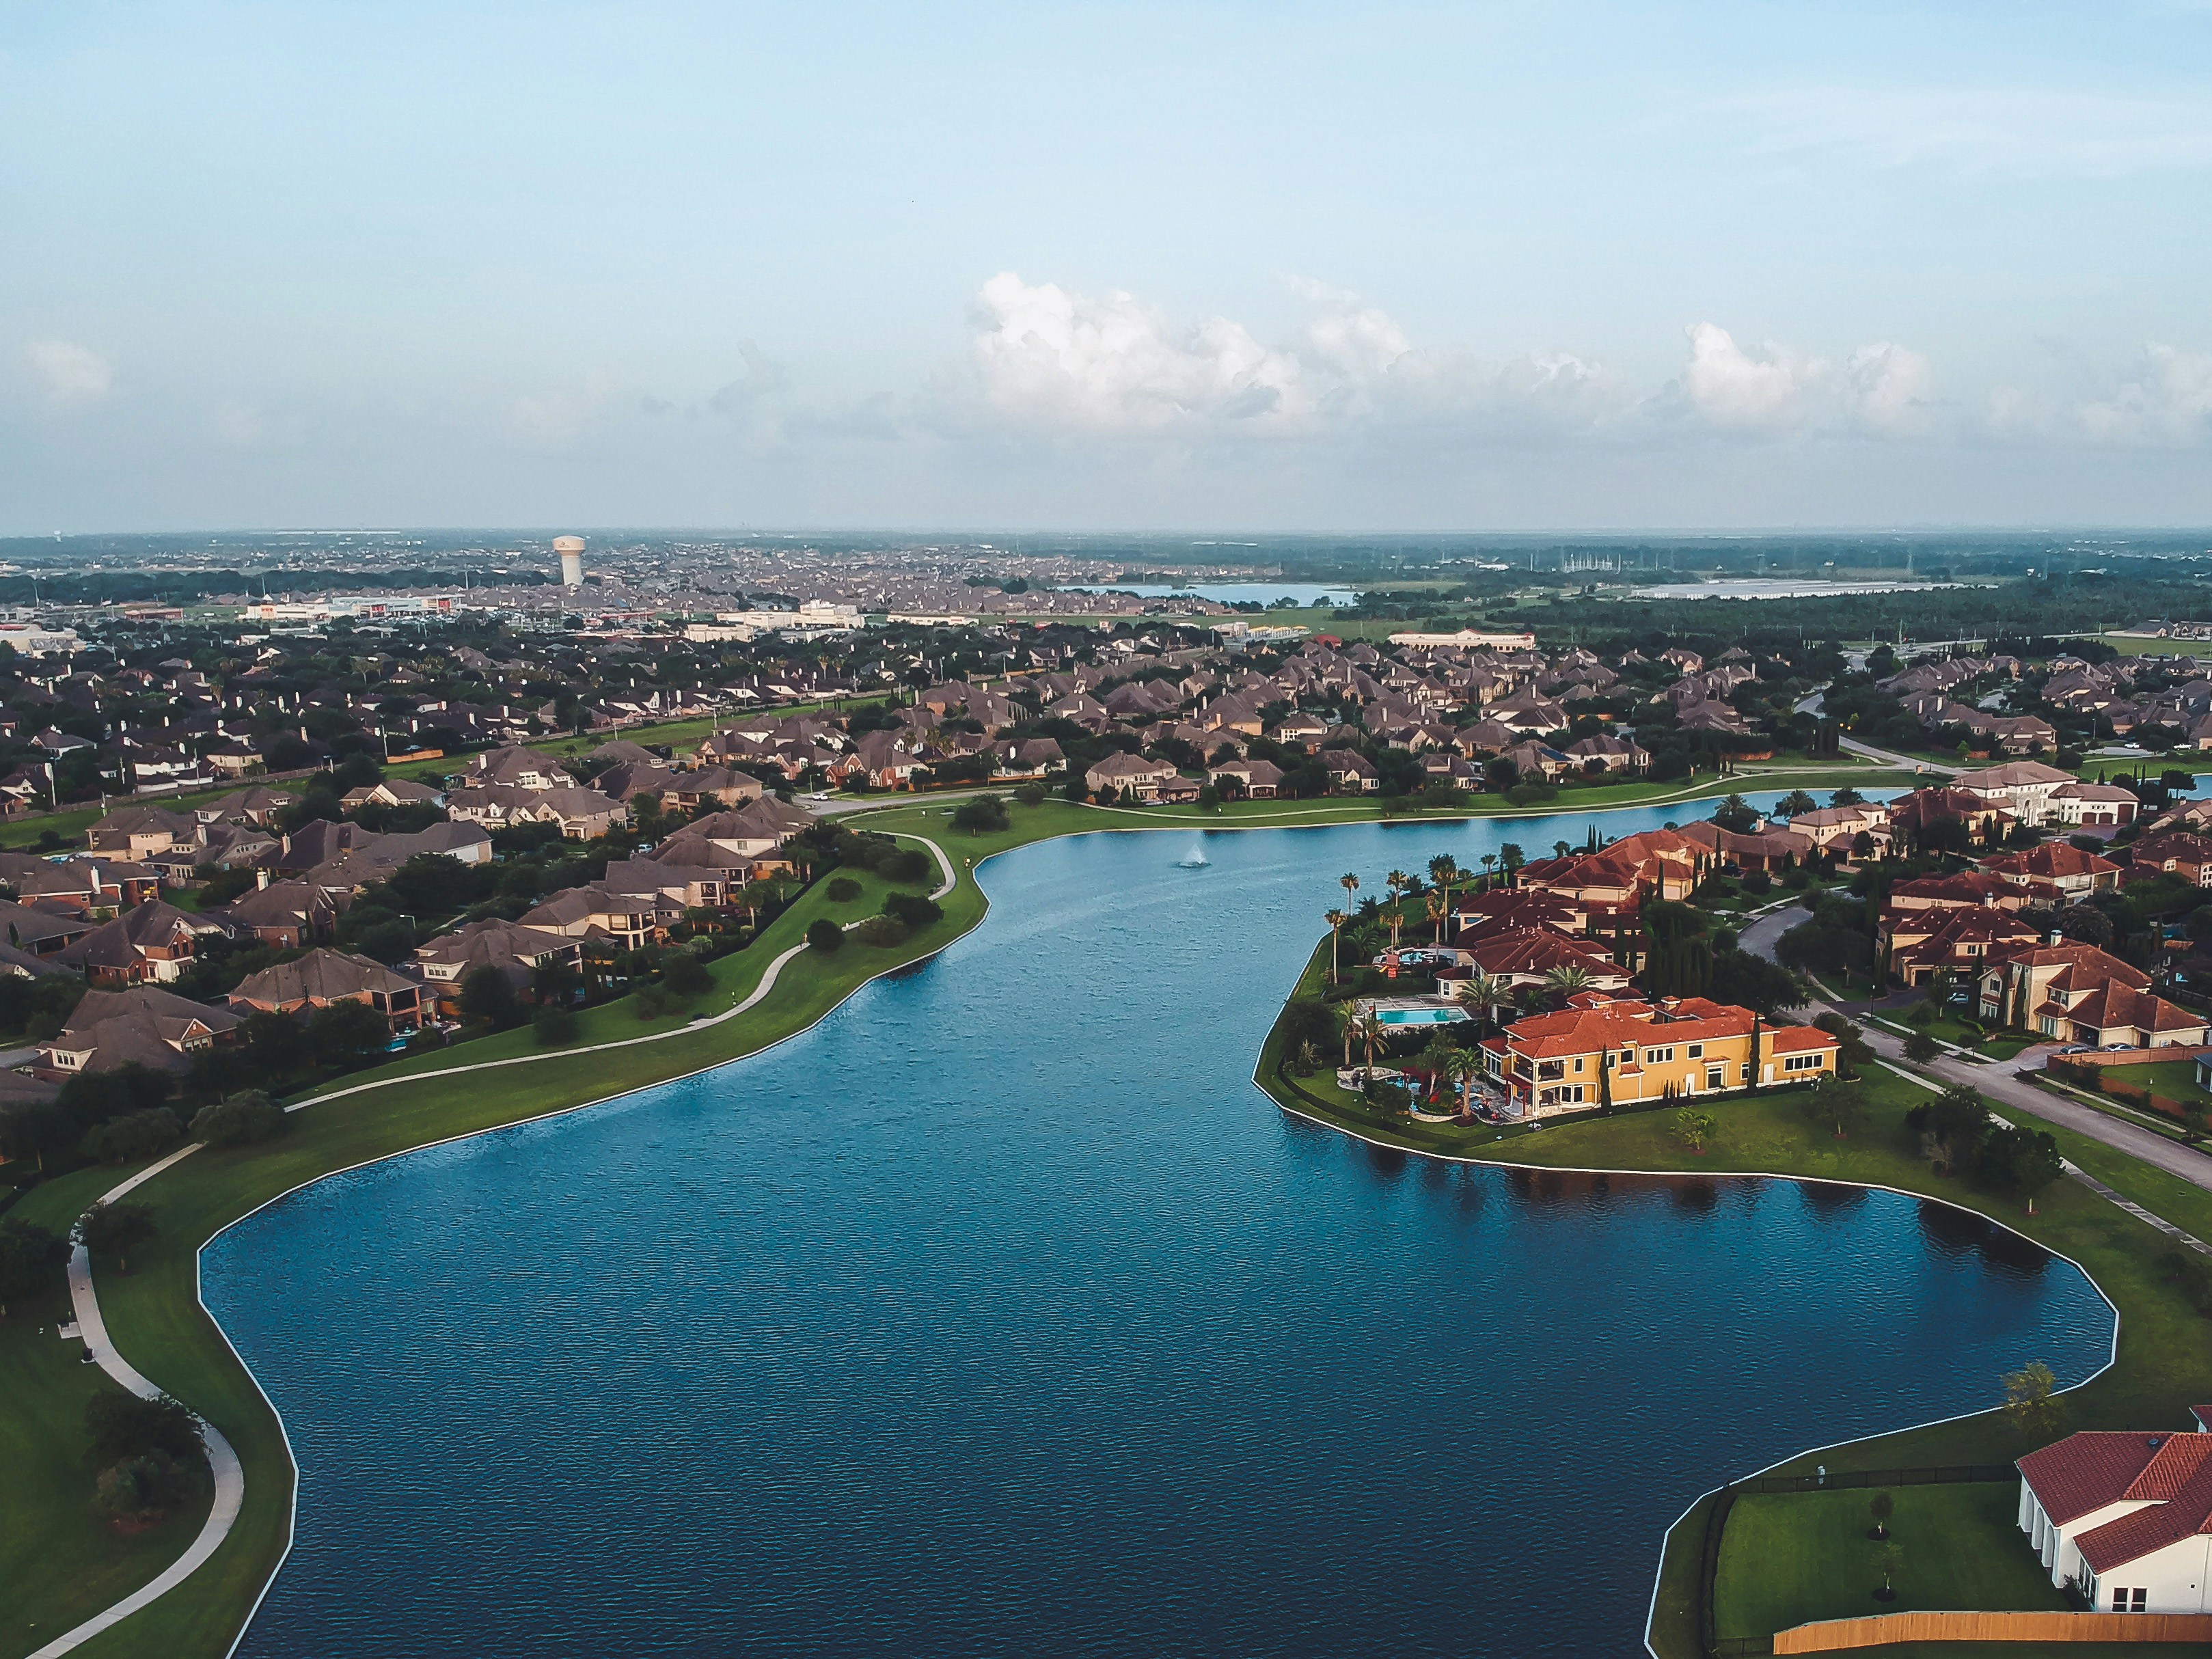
top-left (1955, 760), bottom-right (2076, 827)
top-left (2017, 1429), bottom-right (2212, 1612)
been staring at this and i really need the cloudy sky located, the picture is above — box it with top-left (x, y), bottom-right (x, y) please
top-left (5, 1), bottom-right (2210, 533)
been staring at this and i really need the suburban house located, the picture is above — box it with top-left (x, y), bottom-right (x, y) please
top-left (601, 858), bottom-right (730, 912)
top-left (411, 918), bottom-right (584, 1007)
top-left (2125, 832), bottom-right (2212, 888)
top-left (651, 799), bottom-right (813, 879)
top-left (1784, 802), bottom-right (1893, 858)
top-left (338, 778), bottom-right (448, 812)
top-left (1885, 908), bottom-right (2043, 987)
top-left (445, 783), bottom-right (627, 839)
top-left (1479, 993), bottom-right (1840, 1117)
top-left (1085, 753), bottom-right (1180, 801)
top-left (1957, 919), bottom-right (2207, 1047)
top-left (56, 901), bottom-right (226, 987)
top-left (1678, 819), bottom-right (1814, 873)
top-left (0, 899), bottom-right (92, 958)
top-left (215, 879), bottom-right (338, 950)
top-left (1953, 760), bottom-right (2079, 828)
top-left (228, 948), bottom-right (423, 1030)
top-left (85, 806), bottom-right (200, 860)
top-left (1435, 927), bottom-right (1630, 998)
top-left (523, 883), bottom-right (685, 950)
top-left (2017, 1428), bottom-right (2212, 1612)
top-left (1207, 757), bottom-right (1285, 799)
top-left (2050, 780), bottom-right (2140, 829)
top-left (36, 985), bottom-right (241, 1079)
top-left (454, 745), bottom-right (571, 791)
top-left (1980, 842), bottom-right (2124, 904)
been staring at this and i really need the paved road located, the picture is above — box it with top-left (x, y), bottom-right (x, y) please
top-left (1740, 902), bottom-right (2212, 1195)
top-left (1794, 691), bottom-right (1956, 778)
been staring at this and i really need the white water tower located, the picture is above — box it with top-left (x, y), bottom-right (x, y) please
top-left (554, 535), bottom-right (585, 588)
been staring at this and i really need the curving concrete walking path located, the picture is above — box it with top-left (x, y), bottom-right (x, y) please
top-left (288, 833), bottom-right (957, 1114)
top-left (31, 1145), bottom-right (247, 1659)
top-left (25, 832), bottom-right (958, 1656)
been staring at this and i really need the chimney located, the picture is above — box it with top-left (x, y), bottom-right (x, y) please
top-left (2047, 931), bottom-right (2061, 946)
top-left (257, 866), bottom-right (271, 890)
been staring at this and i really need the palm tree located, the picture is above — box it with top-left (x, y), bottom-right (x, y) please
top-left (1499, 842), bottom-right (1525, 887)
top-left (1325, 907), bottom-right (1349, 982)
top-left (1424, 891), bottom-right (1447, 944)
top-left (1384, 870), bottom-right (1410, 945)
top-left (1543, 963), bottom-right (1592, 1006)
top-left (1462, 972), bottom-right (1512, 1033)
top-left (1445, 1048), bottom-right (1486, 1117)
top-left (1479, 852), bottom-right (1497, 892)
top-left (1428, 853), bottom-right (1458, 912)
top-left (1339, 872), bottom-right (1361, 909)
top-left (1416, 1032), bottom-right (1460, 1105)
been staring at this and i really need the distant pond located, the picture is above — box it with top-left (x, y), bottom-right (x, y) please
top-left (206, 799), bottom-right (2111, 1657)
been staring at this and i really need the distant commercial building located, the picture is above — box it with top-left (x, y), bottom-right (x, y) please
top-left (240, 596), bottom-right (454, 625)
top-left (0, 622), bottom-right (85, 655)
top-left (556, 536), bottom-right (586, 589)
top-left (1387, 629), bottom-right (1538, 650)
top-left (688, 600), bottom-right (862, 643)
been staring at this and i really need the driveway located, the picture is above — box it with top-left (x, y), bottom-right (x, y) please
top-left (1741, 898), bottom-right (2212, 1195)
top-left (1794, 691), bottom-right (1956, 778)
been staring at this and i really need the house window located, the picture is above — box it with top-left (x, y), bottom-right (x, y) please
top-left (1645, 1046), bottom-right (1674, 1065)
top-left (1784, 1054), bottom-right (1826, 1073)
top-left (1706, 1066), bottom-right (1725, 1090)
top-left (1687, 1043), bottom-right (1703, 1059)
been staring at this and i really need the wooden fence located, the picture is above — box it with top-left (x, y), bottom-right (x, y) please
top-left (1773, 1610), bottom-right (2212, 1651)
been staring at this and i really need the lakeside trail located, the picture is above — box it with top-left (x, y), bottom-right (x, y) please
top-left (33, 1148), bottom-right (245, 1659)
top-left (0, 776), bottom-right (2063, 1659)
top-left (25, 836), bottom-right (962, 1658)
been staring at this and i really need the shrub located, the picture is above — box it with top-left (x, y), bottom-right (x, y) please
top-left (824, 877), bottom-right (862, 903)
top-left (851, 916), bottom-right (910, 947)
top-left (879, 849), bottom-right (931, 884)
top-left (633, 986), bottom-right (668, 1020)
top-left (661, 951), bottom-right (713, 1000)
top-left (883, 892), bottom-right (942, 930)
top-left (1743, 870), bottom-right (1772, 896)
top-left (1014, 782), bottom-right (1046, 807)
top-left (189, 1092), bottom-right (286, 1149)
top-left (459, 965), bottom-right (522, 1030)
top-left (532, 1004), bottom-right (577, 1045)
top-left (79, 1109), bottom-right (183, 1166)
top-left (806, 919), bottom-right (844, 953)
top-left (951, 795), bottom-right (1011, 834)
top-left (95, 1451), bottom-right (205, 1525)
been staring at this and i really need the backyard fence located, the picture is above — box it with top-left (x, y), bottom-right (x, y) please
top-left (2046, 1056), bottom-right (2202, 1127)
top-left (1773, 1610), bottom-right (2212, 1651)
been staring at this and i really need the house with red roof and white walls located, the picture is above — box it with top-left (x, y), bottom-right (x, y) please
top-left (2017, 1422), bottom-right (2212, 1611)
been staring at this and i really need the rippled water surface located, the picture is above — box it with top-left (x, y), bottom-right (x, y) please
top-left (206, 799), bottom-right (2111, 1657)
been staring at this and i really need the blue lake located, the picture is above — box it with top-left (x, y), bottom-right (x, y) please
top-left (206, 796), bottom-right (2112, 1657)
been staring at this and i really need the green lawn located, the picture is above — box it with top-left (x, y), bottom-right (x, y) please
top-left (1715, 1483), bottom-right (2064, 1641)
top-left (2122, 1058), bottom-right (2212, 1109)
top-left (1255, 936), bottom-right (2212, 1659)
top-left (0, 806), bottom-right (991, 1659)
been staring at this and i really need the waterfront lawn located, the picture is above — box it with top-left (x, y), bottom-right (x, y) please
top-left (1713, 1483), bottom-right (2064, 1642)
top-left (1256, 937), bottom-right (2212, 1659)
top-left (0, 816), bottom-right (995, 1659)
top-left (0, 1278), bottom-right (215, 1659)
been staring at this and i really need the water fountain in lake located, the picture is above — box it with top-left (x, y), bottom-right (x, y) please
top-left (1175, 838), bottom-right (1210, 868)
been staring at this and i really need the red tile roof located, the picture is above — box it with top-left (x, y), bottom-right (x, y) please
top-left (2019, 1431), bottom-right (2176, 1524)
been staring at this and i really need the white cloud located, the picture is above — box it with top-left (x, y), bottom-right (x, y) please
top-left (969, 272), bottom-right (1309, 433)
top-left (1681, 323), bottom-right (1819, 430)
top-left (1845, 342), bottom-right (1935, 435)
top-left (25, 339), bottom-right (112, 402)
top-left (1717, 87), bottom-right (2212, 178)
top-left (2076, 346), bottom-right (2212, 442)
